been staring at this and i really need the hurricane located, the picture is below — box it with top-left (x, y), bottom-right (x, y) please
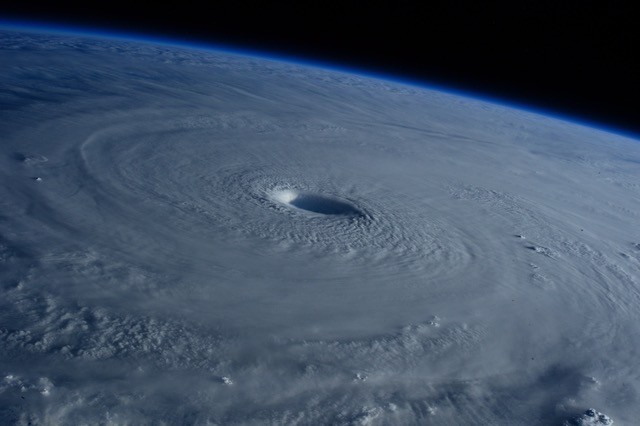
top-left (1, 28), bottom-right (638, 425)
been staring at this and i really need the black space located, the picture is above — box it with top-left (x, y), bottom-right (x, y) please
top-left (2, 1), bottom-right (639, 136)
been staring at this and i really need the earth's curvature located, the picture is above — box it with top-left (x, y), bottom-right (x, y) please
top-left (0, 27), bottom-right (638, 425)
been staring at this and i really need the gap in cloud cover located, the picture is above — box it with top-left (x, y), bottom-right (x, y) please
top-left (1, 25), bottom-right (638, 424)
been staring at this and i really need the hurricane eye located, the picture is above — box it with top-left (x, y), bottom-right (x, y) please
top-left (270, 190), bottom-right (364, 216)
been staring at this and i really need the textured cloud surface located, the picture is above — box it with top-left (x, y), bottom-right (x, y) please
top-left (1, 28), bottom-right (639, 424)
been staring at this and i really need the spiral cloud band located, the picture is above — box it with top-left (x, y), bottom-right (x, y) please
top-left (1, 29), bottom-right (638, 424)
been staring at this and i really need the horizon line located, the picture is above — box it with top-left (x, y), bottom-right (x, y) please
top-left (1, 18), bottom-right (638, 142)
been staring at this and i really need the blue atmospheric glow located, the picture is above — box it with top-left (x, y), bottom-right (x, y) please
top-left (0, 18), bottom-right (637, 141)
